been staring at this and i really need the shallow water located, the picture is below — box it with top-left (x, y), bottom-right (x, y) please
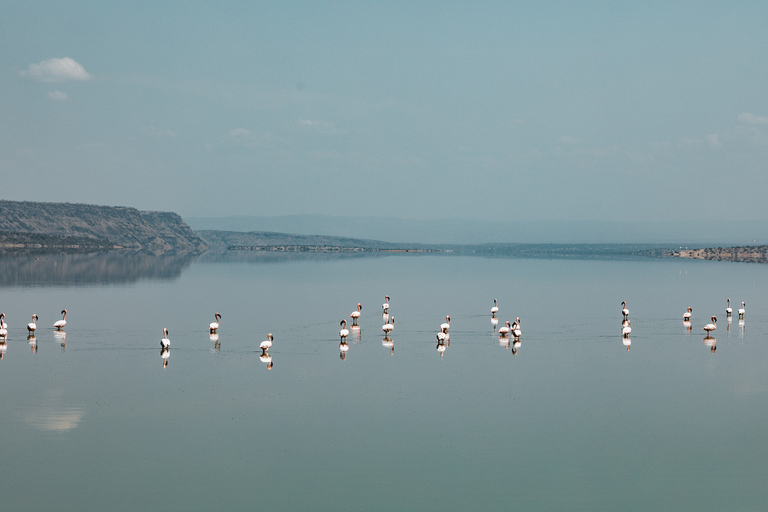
top-left (1, 252), bottom-right (767, 511)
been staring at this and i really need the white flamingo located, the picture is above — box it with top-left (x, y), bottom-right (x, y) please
top-left (683, 307), bottom-right (692, 321)
top-left (160, 328), bottom-right (170, 349)
top-left (382, 295), bottom-right (390, 311)
top-left (260, 333), bottom-right (274, 352)
top-left (621, 301), bottom-right (629, 320)
top-left (440, 315), bottom-right (450, 332)
top-left (27, 314), bottom-right (38, 333)
top-left (498, 321), bottom-right (511, 337)
top-left (0, 313), bottom-right (7, 330)
top-left (350, 303), bottom-right (362, 325)
top-left (738, 302), bottom-right (745, 319)
top-left (726, 298), bottom-right (732, 317)
top-left (382, 316), bottom-right (395, 338)
top-left (209, 312), bottom-right (221, 333)
top-left (339, 320), bottom-right (350, 341)
top-left (512, 318), bottom-right (522, 338)
top-left (53, 309), bottom-right (67, 330)
top-left (491, 299), bottom-right (499, 317)
top-left (703, 316), bottom-right (717, 336)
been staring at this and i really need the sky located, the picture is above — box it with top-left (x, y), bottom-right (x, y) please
top-left (1, 1), bottom-right (767, 226)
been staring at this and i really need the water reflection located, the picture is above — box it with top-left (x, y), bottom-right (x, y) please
top-left (53, 330), bottom-right (66, 351)
top-left (350, 325), bottom-right (361, 342)
top-left (622, 337), bottom-right (631, 351)
top-left (381, 336), bottom-right (394, 355)
top-left (0, 251), bottom-right (196, 287)
top-left (704, 336), bottom-right (717, 353)
top-left (259, 352), bottom-right (273, 369)
top-left (512, 339), bottom-right (521, 355)
top-left (209, 333), bottom-right (220, 353)
top-left (339, 341), bottom-right (349, 360)
top-left (0, 340), bottom-right (6, 359)
top-left (27, 334), bottom-right (37, 353)
top-left (161, 347), bottom-right (170, 368)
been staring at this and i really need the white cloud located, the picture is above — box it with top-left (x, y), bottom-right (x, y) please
top-left (737, 112), bottom-right (768, 126)
top-left (559, 135), bottom-right (585, 145)
top-left (47, 90), bottom-right (69, 101)
top-left (706, 134), bottom-right (723, 149)
top-left (298, 119), bottom-right (343, 135)
top-left (21, 57), bottom-right (92, 83)
top-left (147, 126), bottom-right (177, 138)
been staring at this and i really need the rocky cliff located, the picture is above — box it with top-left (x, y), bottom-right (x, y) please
top-left (0, 200), bottom-right (207, 255)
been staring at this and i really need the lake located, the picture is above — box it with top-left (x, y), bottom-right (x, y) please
top-left (1, 250), bottom-right (767, 511)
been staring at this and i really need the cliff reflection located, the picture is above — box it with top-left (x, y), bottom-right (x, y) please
top-left (0, 251), bottom-right (197, 287)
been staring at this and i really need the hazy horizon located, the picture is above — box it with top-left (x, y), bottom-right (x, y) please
top-left (187, 213), bottom-right (768, 246)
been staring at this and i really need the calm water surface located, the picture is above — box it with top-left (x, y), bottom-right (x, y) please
top-left (1, 253), bottom-right (767, 511)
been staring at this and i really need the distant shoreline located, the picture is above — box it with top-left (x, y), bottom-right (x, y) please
top-left (668, 246), bottom-right (768, 264)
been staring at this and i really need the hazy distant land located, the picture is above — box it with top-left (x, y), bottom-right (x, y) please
top-left (0, 200), bottom-right (766, 262)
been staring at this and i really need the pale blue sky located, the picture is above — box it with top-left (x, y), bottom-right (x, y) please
top-left (2, 1), bottom-right (767, 224)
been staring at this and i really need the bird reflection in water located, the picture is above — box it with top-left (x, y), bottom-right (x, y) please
top-left (0, 340), bottom-right (7, 359)
top-left (622, 337), bottom-right (631, 351)
top-left (703, 336), bottom-right (716, 353)
top-left (209, 332), bottom-right (220, 353)
top-left (727, 316), bottom-right (732, 333)
top-left (491, 316), bottom-right (499, 331)
top-left (382, 336), bottom-right (394, 355)
top-left (436, 334), bottom-right (447, 357)
top-left (499, 335), bottom-right (510, 348)
top-left (53, 330), bottom-right (66, 351)
top-left (161, 347), bottom-right (170, 367)
top-left (350, 324), bottom-right (361, 343)
top-left (739, 318), bottom-right (745, 338)
top-left (511, 339), bottom-right (521, 356)
top-left (339, 341), bottom-right (349, 361)
top-left (259, 352), bottom-right (273, 370)
top-left (28, 334), bottom-right (38, 353)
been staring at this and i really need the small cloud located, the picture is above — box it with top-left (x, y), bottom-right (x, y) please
top-left (706, 134), bottom-right (723, 149)
top-left (298, 119), bottom-right (343, 135)
top-left (147, 126), bottom-right (177, 138)
top-left (47, 90), bottom-right (69, 101)
top-left (737, 112), bottom-right (768, 126)
top-left (227, 128), bottom-right (272, 147)
top-left (559, 135), bottom-right (586, 145)
top-left (21, 57), bottom-right (92, 83)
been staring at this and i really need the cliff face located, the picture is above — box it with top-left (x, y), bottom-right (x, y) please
top-left (0, 200), bottom-right (207, 255)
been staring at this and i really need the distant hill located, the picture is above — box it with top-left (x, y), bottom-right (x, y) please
top-left (0, 200), bottom-right (207, 255)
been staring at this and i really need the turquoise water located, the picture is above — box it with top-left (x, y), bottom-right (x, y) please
top-left (1, 253), bottom-right (766, 511)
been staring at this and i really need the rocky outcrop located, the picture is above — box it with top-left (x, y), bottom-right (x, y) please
top-left (0, 200), bottom-right (207, 255)
top-left (672, 246), bottom-right (768, 263)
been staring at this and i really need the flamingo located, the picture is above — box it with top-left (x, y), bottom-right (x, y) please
top-left (382, 316), bottom-right (395, 338)
top-left (260, 333), bottom-right (274, 352)
top-left (160, 328), bottom-right (170, 349)
top-left (738, 302), bottom-right (745, 319)
top-left (703, 316), bottom-right (717, 336)
top-left (209, 312), bottom-right (221, 333)
top-left (726, 298), bottom-right (732, 317)
top-left (683, 307), bottom-right (692, 321)
top-left (491, 299), bottom-right (499, 317)
top-left (350, 303), bottom-right (362, 325)
top-left (53, 309), bottom-right (67, 330)
top-left (0, 325), bottom-right (6, 338)
top-left (440, 315), bottom-right (450, 332)
top-left (339, 320), bottom-right (350, 341)
top-left (0, 313), bottom-right (7, 330)
top-left (622, 320), bottom-right (632, 338)
top-left (512, 318), bottom-right (522, 338)
top-left (382, 295), bottom-right (390, 311)
top-left (621, 301), bottom-right (629, 320)
top-left (27, 314), bottom-right (38, 333)
top-left (498, 321), bottom-right (511, 337)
